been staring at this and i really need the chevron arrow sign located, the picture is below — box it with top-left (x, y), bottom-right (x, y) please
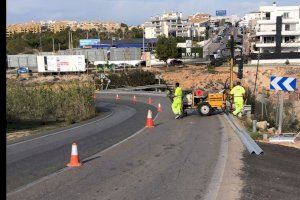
top-left (270, 76), bottom-right (297, 91)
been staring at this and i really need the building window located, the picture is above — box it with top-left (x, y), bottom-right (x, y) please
top-left (284, 36), bottom-right (296, 43)
top-left (266, 12), bottom-right (270, 20)
top-left (263, 36), bottom-right (275, 43)
top-left (285, 24), bottom-right (290, 31)
top-left (283, 12), bottom-right (290, 19)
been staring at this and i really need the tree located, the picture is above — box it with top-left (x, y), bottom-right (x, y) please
top-left (154, 35), bottom-right (178, 67)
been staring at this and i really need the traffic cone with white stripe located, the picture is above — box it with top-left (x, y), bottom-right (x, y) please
top-left (115, 94), bottom-right (120, 100)
top-left (67, 142), bottom-right (82, 167)
top-left (132, 95), bottom-right (137, 102)
top-left (148, 97), bottom-right (152, 104)
top-left (157, 103), bottom-right (162, 112)
top-left (145, 110), bottom-right (154, 128)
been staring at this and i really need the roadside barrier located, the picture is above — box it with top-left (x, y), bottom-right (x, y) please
top-left (157, 103), bottom-right (162, 112)
top-left (224, 114), bottom-right (263, 155)
top-left (145, 110), bottom-right (154, 128)
top-left (67, 142), bottom-right (82, 167)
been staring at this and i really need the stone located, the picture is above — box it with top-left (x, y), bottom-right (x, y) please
top-left (267, 127), bottom-right (276, 134)
top-left (256, 121), bottom-right (269, 131)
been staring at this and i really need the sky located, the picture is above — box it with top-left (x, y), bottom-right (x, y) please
top-left (6, 0), bottom-right (300, 25)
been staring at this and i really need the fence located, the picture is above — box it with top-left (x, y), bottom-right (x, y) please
top-left (7, 48), bottom-right (141, 69)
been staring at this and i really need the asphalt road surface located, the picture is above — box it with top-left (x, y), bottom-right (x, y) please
top-left (7, 93), bottom-right (231, 200)
top-left (240, 142), bottom-right (300, 200)
top-left (7, 94), bottom-right (158, 193)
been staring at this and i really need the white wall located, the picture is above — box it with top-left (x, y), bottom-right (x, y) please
top-left (251, 59), bottom-right (300, 65)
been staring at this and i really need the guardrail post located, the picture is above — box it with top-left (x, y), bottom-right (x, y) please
top-left (252, 120), bottom-right (257, 133)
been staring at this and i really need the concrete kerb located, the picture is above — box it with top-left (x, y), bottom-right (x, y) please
top-left (203, 115), bottom-right (229, 200)
top-left (7, 93), bottom-right (161, 196)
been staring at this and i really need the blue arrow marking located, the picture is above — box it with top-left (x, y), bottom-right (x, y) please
top-left (277, 77), bottom-right (287, 91)
top-left (290, 78), bottom-right (297, 90)
top-left (270, 76), bottom-right (276, 90)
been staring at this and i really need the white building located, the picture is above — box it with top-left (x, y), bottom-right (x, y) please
top-left (210, 15), bottom-right (240, 27)
top-left (239, 12), bottom-right (261, 29)
top-left (255, 2), bottom-right (300, 53)
top-left (144, 12), bottom-right (189, 39)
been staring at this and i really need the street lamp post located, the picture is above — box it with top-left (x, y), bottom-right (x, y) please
top-left (142, 27), bottom-right (145, 53)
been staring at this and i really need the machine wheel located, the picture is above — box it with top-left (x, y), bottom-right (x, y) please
top-left (198, 102), bottom-right (212, 116)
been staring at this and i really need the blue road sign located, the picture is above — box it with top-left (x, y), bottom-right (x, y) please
top-left (270, 76), bottom-right (297, 91)
top-left (216, 10), bottom-right (226, 16)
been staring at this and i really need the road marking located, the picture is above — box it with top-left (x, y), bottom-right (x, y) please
top-left (8, 112), bottom-right (160, 196)
top-left (7, 107), bottom-right (114, 148)
top-left (7, 101), bottom-right (161, 196)
top-left (203, 115), bottom-right (229, 200)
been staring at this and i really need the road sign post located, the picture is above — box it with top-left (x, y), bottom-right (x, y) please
top-left (270, 76), bottom-right (297, 134)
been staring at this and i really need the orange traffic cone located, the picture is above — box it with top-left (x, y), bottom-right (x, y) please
top-left (115, 94), bottom-right (120, 100)
top-left (132, 95), bottom-right (137, 102)
top-left (157, 103), bottom-right (162, 112)
top-left (148, 97), bottom-right (152, 104)
top-left (145, 110), bottom-right (154, 128)
top-left (67, 142), bottom-right (82, 167)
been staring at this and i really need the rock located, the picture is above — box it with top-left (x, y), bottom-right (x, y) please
top-left (267, 127), bottom-right (276, 134)
top-left (256, 121), bottom-right (269, 131)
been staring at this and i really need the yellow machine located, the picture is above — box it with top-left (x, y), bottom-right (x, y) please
top-left (181, 88), bottom-right (232, 116)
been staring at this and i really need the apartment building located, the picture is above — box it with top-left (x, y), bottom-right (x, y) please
top-left (144, 12), bottom-right (190, 39)
top-left (239, 12), bottom-right (261, 30)
top-left (47, 20), bottom-right (77, 33)
top-left (6, 22), bottom-right (42, 37)
top-left (144, 12), bottom-right (211, 39)
top-left (255, 2), bottom-right (300, 53)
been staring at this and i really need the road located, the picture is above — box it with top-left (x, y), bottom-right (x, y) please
top-left (7, 94), bottom-right (158, 192)
top-left (7, 93), bottom-right (236, 200)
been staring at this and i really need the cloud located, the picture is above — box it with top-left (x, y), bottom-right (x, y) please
top-left (6, 0), bottom-right (300, 25)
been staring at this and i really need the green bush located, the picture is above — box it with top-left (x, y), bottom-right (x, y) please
top-left (6, 80), bottom-right (96, 125)
top-left (104, 70), bottom-right (163, 88)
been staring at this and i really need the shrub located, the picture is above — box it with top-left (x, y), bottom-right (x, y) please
top-left (6, 80), bottom-right (96, 125)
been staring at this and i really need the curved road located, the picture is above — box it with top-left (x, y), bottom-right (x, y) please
top-left (7, 93), bottom-right (238, 200)
top-left (7, 94), bottom-right (158, 192)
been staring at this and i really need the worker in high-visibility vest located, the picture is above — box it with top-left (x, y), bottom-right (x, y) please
top-left (230, 81), bottom-right (245, 117)
top-left (172, 82), bottom-right (183, 119)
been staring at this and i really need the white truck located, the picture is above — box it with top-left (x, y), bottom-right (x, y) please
top-left (37, 55), bottom-right (86, 73)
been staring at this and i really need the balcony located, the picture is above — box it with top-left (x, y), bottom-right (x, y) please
top-left (282, 30), bottom-right (300, 36)
top-left (255, 42), bottom-right (276, 47)
top-left (256, 30), bottom-right (276, 36)
top-left (281, 41), bottom-right (300, 47)
top-left (257, 19), bottom-right (276, 25)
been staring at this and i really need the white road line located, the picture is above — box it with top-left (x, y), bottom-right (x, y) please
top-left (7, 109), bottom-right (114, 148)
top-left (7, 106), bottom-right (160, 196)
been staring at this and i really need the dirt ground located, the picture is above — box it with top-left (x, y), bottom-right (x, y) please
top-left (240, 142), bottom-right (300, 200)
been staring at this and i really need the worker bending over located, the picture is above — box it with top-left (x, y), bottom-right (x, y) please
top-left (172, 82), bottom-right (183, 119)
top-left (230, 81), bottom-right (245, 117)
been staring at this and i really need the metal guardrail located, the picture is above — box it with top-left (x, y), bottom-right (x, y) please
top-left (224, 114), bottom-right (263, 155)
top-left (114, 84), bottom-right (170, 91)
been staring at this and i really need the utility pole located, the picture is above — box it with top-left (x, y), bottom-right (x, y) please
top-left (70, 31), bottom-right (73, 49)
top-left (68, 30), bottom-right (70, 50)
top-left (229, 31), bottom-right (234, 89)
top-left (52, 37), bottom-right (55, 53)
top-left (39, 34), bottom-right (42, 52)
top-left (142, 27), bottom-right (145, 53)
